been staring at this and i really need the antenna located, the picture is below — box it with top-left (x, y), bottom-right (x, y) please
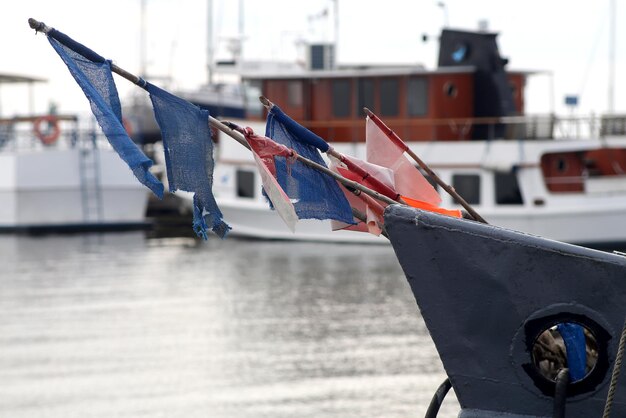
top-left (608, 0), bottom-right (616, 114)
top-left (238, 0), bottom-right (244, 51)
top-left (333, 0), bottom-right (339, 69)
top-left (207, 0), bottom-right (214, 84)
top-left (139, 0), bottom-right (147, 78)
top-left (437, 1), bottom-right (449, 27)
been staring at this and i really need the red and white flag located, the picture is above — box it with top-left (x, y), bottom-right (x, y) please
top-left (366, 116), bottom-right (441, 205)
top-left (243, 128), bottom-right (298, 232)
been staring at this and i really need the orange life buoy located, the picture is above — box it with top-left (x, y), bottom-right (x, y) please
top-left (33, 115), bottom-right (61, 145)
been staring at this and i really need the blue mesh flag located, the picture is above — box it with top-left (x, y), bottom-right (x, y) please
top-left (47, 32), bottom-right (163, 198)
top-left (557, 322), bottom-right (587, 381)
top-left (265, 106), bottom-right (354, 224)
top-left (147, 83), bottom-right (230, 239)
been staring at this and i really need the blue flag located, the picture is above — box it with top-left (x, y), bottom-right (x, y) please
top-left (557, 322), bottom-right (587, 381)
top-left (147, 83), bottom-right (230, 239)
top-left (265, 106), bottom-right (354, 224)
top-left (47, 33), bottom-right (163, 198)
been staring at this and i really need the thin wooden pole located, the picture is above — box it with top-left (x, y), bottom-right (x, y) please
top-left (363, 107), bottom-right (487, 224)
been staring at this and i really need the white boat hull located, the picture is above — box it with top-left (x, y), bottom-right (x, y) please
top-left (475, 206), bottom-right (626, 247)
top-left (188, 136), bottom-right (626, 247)
top-left (215, 197), bottom-right (387, 244)
top-left (0, 148), bottom-right (148, 230)
top-left (210, 197), bottom-right (626, 247)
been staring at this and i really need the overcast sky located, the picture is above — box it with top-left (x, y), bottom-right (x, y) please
top-left (1, 0), bottom-right (624, 117)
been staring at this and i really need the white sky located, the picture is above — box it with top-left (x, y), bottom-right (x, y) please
top-left (1, 0), bottom-right (624, 118)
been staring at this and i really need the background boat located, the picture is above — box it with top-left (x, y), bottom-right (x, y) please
top-left (165, 25), bottom-right (626, 248)
top-left (0, 73), bottom-right (150, 232)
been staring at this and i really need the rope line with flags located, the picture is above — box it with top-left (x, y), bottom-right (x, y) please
top-left (28, 17), bottom-right (466, 239)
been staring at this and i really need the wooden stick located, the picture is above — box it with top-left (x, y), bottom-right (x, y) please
top-left (364, 107), bottom-right (487, 224)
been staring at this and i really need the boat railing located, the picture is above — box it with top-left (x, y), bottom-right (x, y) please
top-left (0, 115), bottom-right (113, 152)
top-left (298, 113), bottom-right (626, 142)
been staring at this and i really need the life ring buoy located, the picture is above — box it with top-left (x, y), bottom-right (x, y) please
top-left (34, 115), bottom-right (61, 145)
top-left (122, 117), bottom-right (133, 136)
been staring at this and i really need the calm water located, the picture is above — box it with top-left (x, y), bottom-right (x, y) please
top-left (0, 233), bottom-right (460, 417)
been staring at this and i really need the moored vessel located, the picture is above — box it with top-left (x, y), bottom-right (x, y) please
top-left (0, 73), bottom-right (150, 232)
top-left (176, 28), bottom-right (626, 247)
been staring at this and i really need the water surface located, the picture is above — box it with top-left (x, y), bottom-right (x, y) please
top-left (0, 234), bottom-right (459, 417)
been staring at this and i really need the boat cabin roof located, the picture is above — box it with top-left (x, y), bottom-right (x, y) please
top-left (0, 73), bottom-right (47, 84)
top-left (241, 65), bottom-right (534, 81)
top-left (242, 65), bottom-right (472, 80)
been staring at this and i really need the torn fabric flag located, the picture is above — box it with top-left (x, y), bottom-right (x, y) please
top-left (339, 154), bottom-right (398, 199)
top-left (243, 128), bottom-right (298, 231)
top-left (329, 155), bottom-right (388, 236)
top-left (265, 106), bottom-right (354, 224)
top-left (147, 83), bottom-right (230, 239)
top-left (47, 32), bottom-right (163, 198)
top-left (366, 116), bottom-right (440, 205)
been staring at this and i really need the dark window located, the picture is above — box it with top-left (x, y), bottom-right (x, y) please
top-left (287, 81), bottom-right (303, 107)
top-left (310, 45), bottom-right (325, 70)
top-left (407, 77), bottom-right (428, 116)
top-left (444, 82), bottom-right (458, 98)
top-left (452, 174), bottom-right (480, 205)
top-left (357, 79), bottom-right (375, 116)
top-left (244, 80), bottom-right (263, 118)
top-left (380, 78), bottom-right (399, 116)
top-left (332, 80), bottom-right (351, 117)
top-left (236, 170), bottom-right (255, 199)
top-left (495, 172), bottom-right (523, 205)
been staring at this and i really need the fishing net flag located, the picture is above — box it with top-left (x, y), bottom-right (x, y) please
top-left (265, 106), bottom-right (354, 225)
top-left (146, 83), bottom-right (230, 239)
top-left (243, 128), bottom-right (298, 231)
top-left (45, 30), bottom-right (163, 198)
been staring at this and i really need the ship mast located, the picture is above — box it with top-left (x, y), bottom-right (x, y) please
top-left (207, 0), bottom-right (214, 84)
top-left (608, 0), bottom-right (616, 113)
top-left (333, 0), bottom-right (339, 69)
top-left (140, 0), bottom-right (147, 78)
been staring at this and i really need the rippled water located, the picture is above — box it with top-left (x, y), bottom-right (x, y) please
top-left (0, 233), bottom-right (460, 417)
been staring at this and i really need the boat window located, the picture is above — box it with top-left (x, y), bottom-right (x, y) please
top-left (287, 81), bottom-right (304, 107)
top-left (452, 174), bottom-right (480, 205)
top-left (444, 82), bottom-right (458, 98)
top-left (380, 78), bottom-right (399, 116)
top-left (495, 172), bottom-right (523, 205)
top-left (407, 77), bottom-right (428, 116)
top-left (236, 170), bottom-right (255, 199)
top-left (332, 79), bottom-right (351, 118)
top-left (357, 78), bottom-right (375, 116)
top-left (541, 152), bottom-right (585, 193)
top-left (244, 81), bottom-right (263, 118)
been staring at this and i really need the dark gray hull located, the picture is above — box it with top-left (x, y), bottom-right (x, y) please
top-left (385, 205), bottom-right (626, 418)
